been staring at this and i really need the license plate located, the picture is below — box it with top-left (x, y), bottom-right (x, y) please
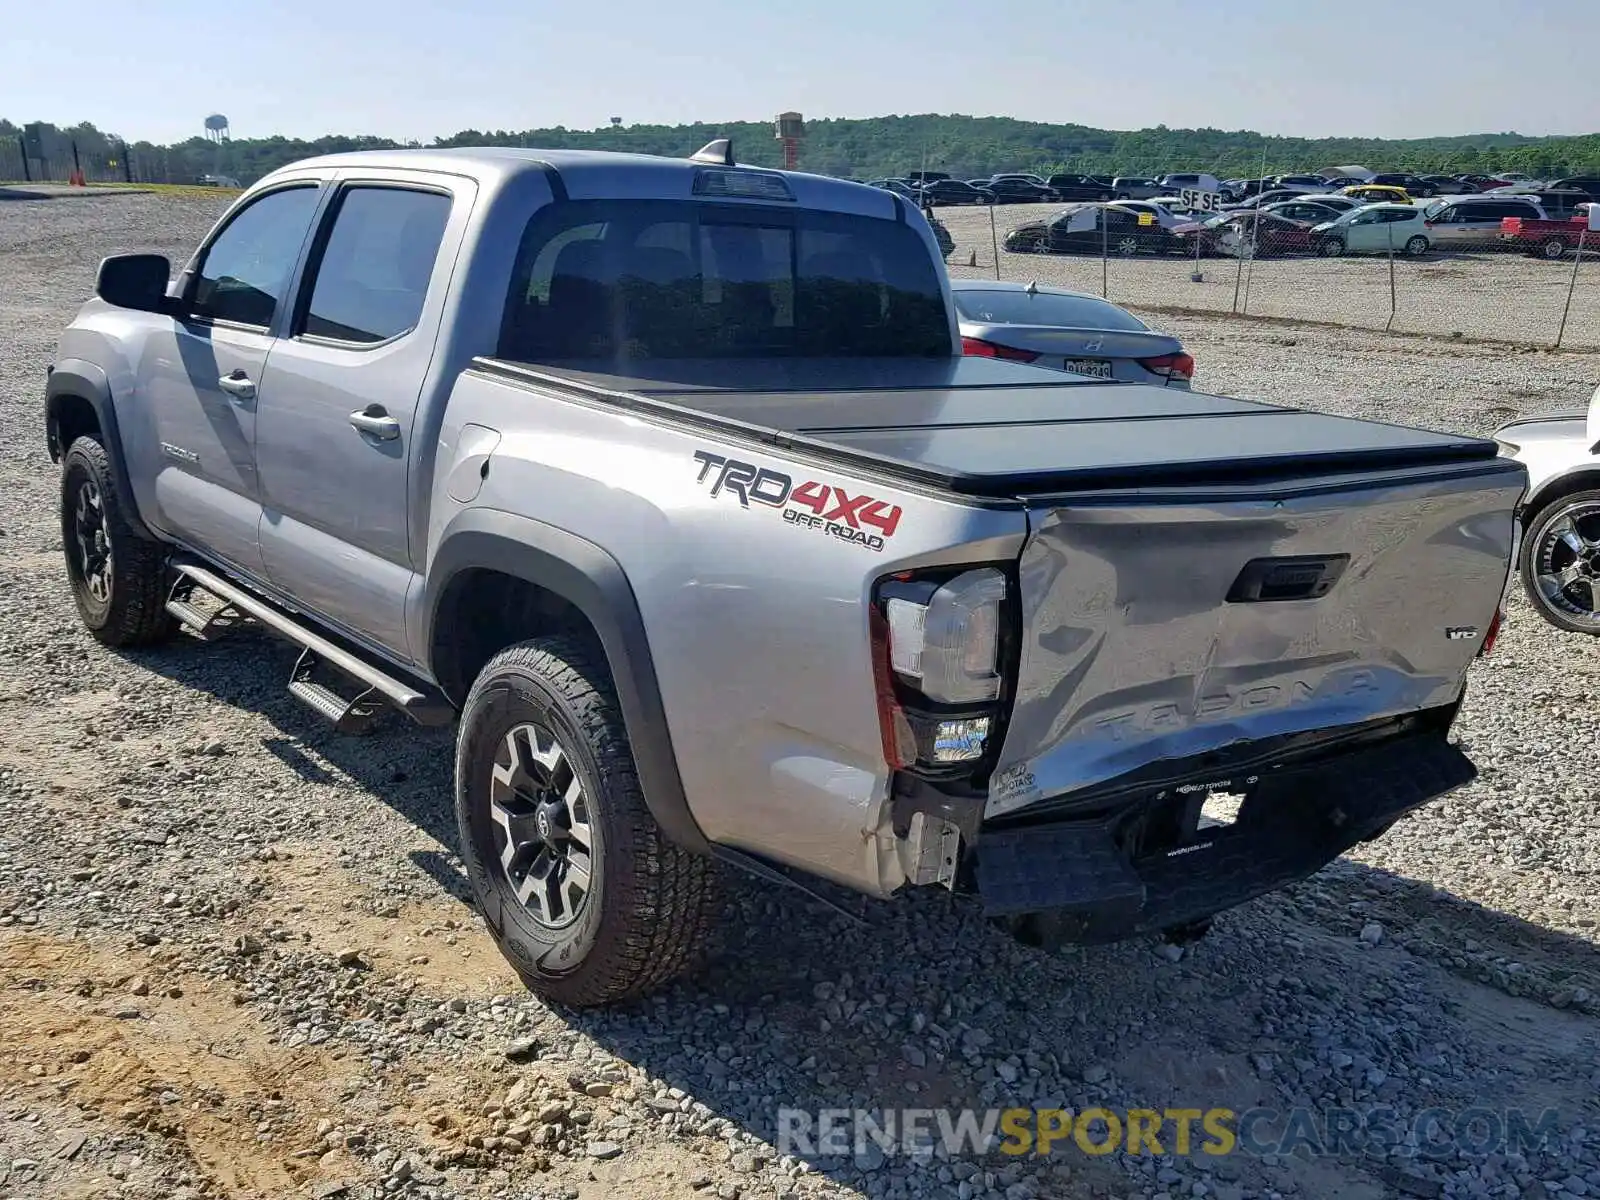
top-left (1062, 358), bottom-right (1113, 379)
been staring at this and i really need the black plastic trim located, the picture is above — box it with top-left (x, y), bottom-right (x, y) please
top-left (45, 364), bottom-right (154, 540)
top-left (976, 726), bottom-right (1475, 933)
top-left (423, 509), bottom-right (709, 855)
top-left (532, 160), bottom-right (568, 203)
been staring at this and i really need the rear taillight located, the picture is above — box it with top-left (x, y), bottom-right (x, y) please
top-left (868, 606), bottom-right (917, 768)
top-left (1139, 351), bottom-right (1196, 382)
top-left (961, 336), bottom-right (1039, 363)
top-left (872, 568), bottom-right (1012, 777)
top-left (1479, 608), bottom-right (1504, 657)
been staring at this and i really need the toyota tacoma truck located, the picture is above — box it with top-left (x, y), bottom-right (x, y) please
top-left (47, 143), bottom-right (1526, 1006)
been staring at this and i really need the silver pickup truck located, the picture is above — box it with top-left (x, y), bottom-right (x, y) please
top-left (47, 143), bottom-right (1526, 1006)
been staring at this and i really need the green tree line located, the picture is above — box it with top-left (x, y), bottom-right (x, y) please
top-left (6, 114), bottom-right (1600, 186)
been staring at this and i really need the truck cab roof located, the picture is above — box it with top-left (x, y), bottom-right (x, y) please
top-left (255, 146), bottom-right (901, 218)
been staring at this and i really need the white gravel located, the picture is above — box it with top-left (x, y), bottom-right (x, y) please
top-left (1, 191), bottom-right (1598, 1200)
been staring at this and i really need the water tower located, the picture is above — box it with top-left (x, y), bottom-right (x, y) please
top-left (610, 117), bottom-right (622, 128)
top-left (775, 111), bottom-right (804, 170)
top-left (204, 114), bottom-right (230, 143)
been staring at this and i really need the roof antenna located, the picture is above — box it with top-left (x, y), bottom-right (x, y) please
top-left (1025, 279), bottom-right (1039, 295)
top-left (691, 138), bottom-right (735, 166)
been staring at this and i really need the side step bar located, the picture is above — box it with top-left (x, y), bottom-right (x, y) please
top-left (168, 562), bottom-right (455, 730)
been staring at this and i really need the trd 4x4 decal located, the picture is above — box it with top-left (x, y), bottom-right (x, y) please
top-left (692, 451), bottom-right (902, 552)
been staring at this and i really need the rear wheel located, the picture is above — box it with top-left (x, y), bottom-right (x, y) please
top-left (1519, 491), bottom-right (1600, 635)
top-left (1404, 235), bottom-right (1429, 256)
top-left (1541, 236), bottom-right (1569, 260)
top-left (1115, 235), bottom-right (1140, 257)
top-left (455, 635), bottom-right (720, 1006)
top-left (59, 437), bottom-right (174, 648)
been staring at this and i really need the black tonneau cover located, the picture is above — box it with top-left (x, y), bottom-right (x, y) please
top-left (478, 356), bottom-right (1499, 496)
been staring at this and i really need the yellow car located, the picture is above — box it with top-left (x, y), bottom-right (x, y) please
top-left (1342, 184), bottom-right (1413, 204)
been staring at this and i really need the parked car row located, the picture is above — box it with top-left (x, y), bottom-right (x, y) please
top-left (1220, 171), bottom-right (1600, 202)
top-left (1001, 191), bottom-right (1596, 262)
top-left (874, 168), bottom-right (1600, 220)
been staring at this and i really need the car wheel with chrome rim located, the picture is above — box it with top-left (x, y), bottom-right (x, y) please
top-left (1519, 490), bottom-right (1600, 634)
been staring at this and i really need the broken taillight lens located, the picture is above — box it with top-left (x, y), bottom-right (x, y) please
top-left (873, 568), bottom-right (1012, 777)
top-left (1139, 351), bottom-right (1196, 382)
top-left (1478, 608), bottom-right (1504, 657)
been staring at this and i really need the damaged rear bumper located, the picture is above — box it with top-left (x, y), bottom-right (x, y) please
top-left (974, 728), bottom-right (1474, 941)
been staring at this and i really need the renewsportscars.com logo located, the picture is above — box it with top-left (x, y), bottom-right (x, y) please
top-left (692, 450), bottom-right (904, 552)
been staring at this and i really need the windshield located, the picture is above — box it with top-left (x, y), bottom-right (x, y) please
top-left (952, 288), bottom-right (1148, 331)
top-left (1424, 201), bottom-right (1448, 219)
top-left (498, 199), bottom-right (951, 362)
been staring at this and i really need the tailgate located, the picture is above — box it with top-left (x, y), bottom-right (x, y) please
top-left (988, 458), bottom-right (1524, 819)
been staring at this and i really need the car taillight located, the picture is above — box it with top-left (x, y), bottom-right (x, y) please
top-left (961, 337), bottom-right (1039, 363)
top-left (1478, 608), bottom-right (1504, 657)
top-left (872, 568), bottom-right (1012, 777)
top-left (1139, 351), bottom-right (1196, 382)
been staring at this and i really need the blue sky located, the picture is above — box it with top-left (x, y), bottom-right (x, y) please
top-left (6, 0), bottom-right (1598, 144)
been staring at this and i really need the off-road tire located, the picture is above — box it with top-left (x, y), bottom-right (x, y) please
top-left (455, 635), bottom-right (719, 1006)
top-left (59, 436), bottom-right (174, 647)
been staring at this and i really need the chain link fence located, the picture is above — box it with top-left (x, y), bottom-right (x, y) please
top-left (0, 136), bottom-right (221, 187)
top-left (938, 191), bottom-right (1600, 352)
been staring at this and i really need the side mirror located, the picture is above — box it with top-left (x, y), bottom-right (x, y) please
top-left (95, 254), bottom-right (174, 314)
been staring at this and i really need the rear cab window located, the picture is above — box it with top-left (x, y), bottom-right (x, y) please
top-left (498, 200), bottom-right (951, 362)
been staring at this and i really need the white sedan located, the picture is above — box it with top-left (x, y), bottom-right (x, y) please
top-left (1495, 383), bottom-right (1600, 633)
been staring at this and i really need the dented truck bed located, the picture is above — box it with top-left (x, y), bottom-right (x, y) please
top-left (479, 354), bottom-right (1522, 934)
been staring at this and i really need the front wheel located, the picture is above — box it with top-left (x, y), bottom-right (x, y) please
top-left (1318, 237), bottom-right (1345, 257)
top-left (59, 437), bottom-right (174, 647)
top-left (1404, 235), bottom-right (1429, 256)
top-left (455, 635), bottom-right (720, 1006)
top-left (1519, 491), bottom-right (1600, 635)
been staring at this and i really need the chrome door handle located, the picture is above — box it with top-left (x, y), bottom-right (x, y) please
top-left (217, 370), bottom-right (256, 401)
top-left (348, 406), bottom-right (401, 441)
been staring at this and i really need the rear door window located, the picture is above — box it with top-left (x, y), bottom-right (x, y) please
top-left (499, 199), bottom-right (950, 361)
top-left (299, 186), bottom-right (452, 344)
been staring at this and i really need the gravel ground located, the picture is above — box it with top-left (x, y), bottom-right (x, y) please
top-left (2, 191), bottom-right (1600, 1200)
top-left (937, 202), bottom-right (1600, 351)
